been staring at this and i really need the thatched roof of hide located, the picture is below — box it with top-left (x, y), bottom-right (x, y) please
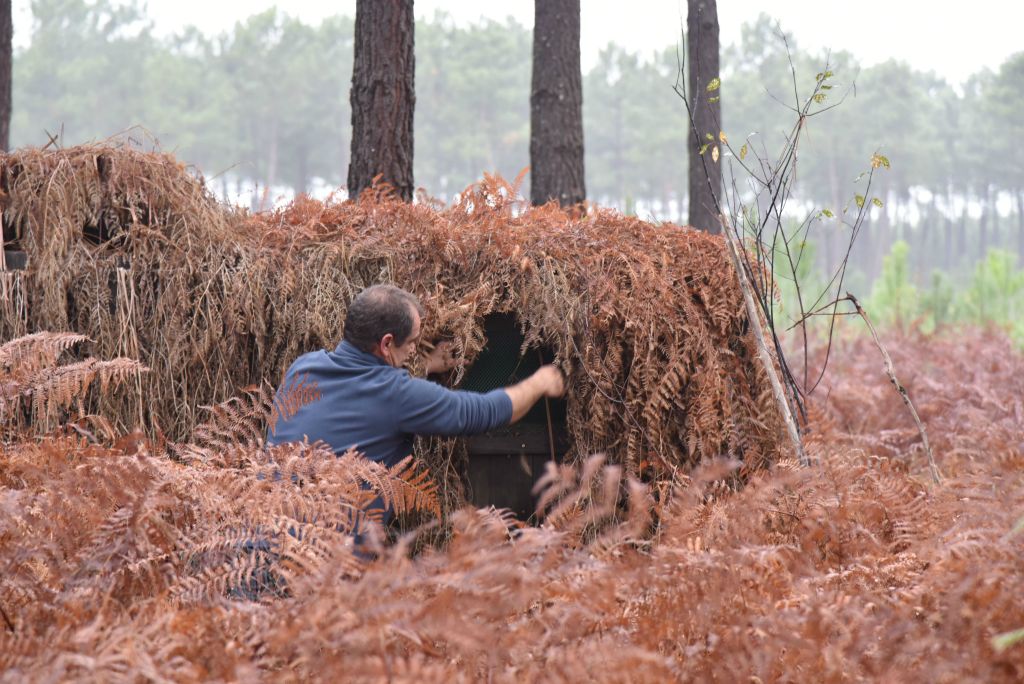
top-left (0, 144), bottom-right (785, 492)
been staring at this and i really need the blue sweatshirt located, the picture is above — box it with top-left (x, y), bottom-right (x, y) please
top-left (267, 340), bottom-right (513, 467)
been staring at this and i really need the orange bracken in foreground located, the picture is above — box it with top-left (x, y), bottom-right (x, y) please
top-left (0, 329), bottom-right (1022, 682)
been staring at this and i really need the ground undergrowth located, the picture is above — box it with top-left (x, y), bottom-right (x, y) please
top-left (1, 328), bottom-right (1022, 682)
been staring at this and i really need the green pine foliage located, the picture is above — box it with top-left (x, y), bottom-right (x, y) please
top-left (866, 242), bottom-right (1024, 343)
top-left (868, 241), bottom-right (918, 329)
top-left (959, 249), bottom-right (1024, 338)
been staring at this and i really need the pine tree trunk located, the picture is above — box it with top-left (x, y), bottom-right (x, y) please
top-left (348, 0), bottom-right (415, 202)
top-left (529, 0), bottom-right (585, 207)
top-left (914, 202), bottom-right (927, 275)
top-left (613, 92), bottom-right (623, 208)
top-left (991, 187), bottom-right (1000, 240)
top-left (875, 180), bottom-right (892, 272)
top-left (0, 0), bottom-right (11, 152)
top-left (687, 0), bottom-right (721, 234)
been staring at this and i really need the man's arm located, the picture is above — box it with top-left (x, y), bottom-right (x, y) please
top-left (397, 364), bottom-right (565, 436)
top-left (398, 374), bottom-right (512, 436)
top-left (422, 340), bottom-right (564, 423)
top-left (503, 365), bottom-right (565, 423)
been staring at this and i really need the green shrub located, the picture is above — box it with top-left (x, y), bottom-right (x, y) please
top-left (959, 249), bottom-right (1024, 336)
top-left (862, 243), bottom-right (1024, 344)
top-left (868, 240), bottom-right (918, 329)
top-left (918, 270), bottom-right (956, 333)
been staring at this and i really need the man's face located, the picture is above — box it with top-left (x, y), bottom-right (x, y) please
top-left (380, 307), bottom-right (421, 368)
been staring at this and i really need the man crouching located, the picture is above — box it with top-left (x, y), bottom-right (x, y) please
top-left (267, 284), bottom-right (565, 537)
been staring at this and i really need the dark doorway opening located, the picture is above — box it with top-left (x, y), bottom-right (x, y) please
top-left (459, 313), bottom-right (570, 520)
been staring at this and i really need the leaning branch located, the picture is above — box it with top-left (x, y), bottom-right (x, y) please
top-left (846, 293), bottom-right (941, 485)
top-left (724, 225), bottom-right (808, 466)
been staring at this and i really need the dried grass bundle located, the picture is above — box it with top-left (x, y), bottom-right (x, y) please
top-left (0, 144), bottom-right (786, 502)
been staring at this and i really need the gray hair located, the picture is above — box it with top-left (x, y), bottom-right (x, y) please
top-left (343, 284), bottom-right (424, 353)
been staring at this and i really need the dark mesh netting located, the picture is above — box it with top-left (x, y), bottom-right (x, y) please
top-left (460, 313), bottom-right (569, 518)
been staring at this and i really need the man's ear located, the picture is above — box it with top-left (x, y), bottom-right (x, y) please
top-left (379, 333), bottom-right (395, 352)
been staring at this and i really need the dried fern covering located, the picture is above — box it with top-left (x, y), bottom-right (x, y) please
top-left (0, 144), bottom-right (785, 483)
top-left (2, 329), bottom-right (1023, 681)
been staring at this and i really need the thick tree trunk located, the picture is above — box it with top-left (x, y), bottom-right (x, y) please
top-left (529, 0), bottom-right (585, 207)
top-left (348, 0), bottom-right (415, 202)
top-left (687, 0), bottom-right (721, 234)
top-left (0, 0), bottom-right (11, 152)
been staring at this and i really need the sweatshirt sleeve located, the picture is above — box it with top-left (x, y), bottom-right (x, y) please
top-left (396, 375), bottom-right (513, 436)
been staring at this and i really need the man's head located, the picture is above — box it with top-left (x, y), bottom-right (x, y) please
top-left (343, 285), bottom-right (424, 367)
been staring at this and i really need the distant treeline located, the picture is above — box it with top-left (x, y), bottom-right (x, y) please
top-left (13, 1), bottom-right (1024, 282)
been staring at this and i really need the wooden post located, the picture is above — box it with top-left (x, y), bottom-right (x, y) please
top-left (723, 227), bottom-right (808, 466)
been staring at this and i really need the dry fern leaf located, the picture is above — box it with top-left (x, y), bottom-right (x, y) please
top-left (0, 332), bottom-right (88, 375)
top-left (25, 357), bottom-right (147, 422)
top-left (385, 455), bottom-right (442, 518)
top-left (268, 373), bottom-right (322, 436)
top-left (344, 453), bottom-right (441, 519)
top-left (176, 384), bottom-right (274, 465)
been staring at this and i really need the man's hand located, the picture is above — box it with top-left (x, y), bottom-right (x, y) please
top-left (533, 364), bottom-right (566, 398)
top-left (504, 364), bottom-right (566, 423)
top-left (424, 339), bottom-right (461, 374)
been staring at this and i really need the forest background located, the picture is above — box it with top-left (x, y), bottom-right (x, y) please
top-left (13, 0), bottom-right (1024, 338)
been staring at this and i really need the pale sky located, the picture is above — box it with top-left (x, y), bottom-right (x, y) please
top-left (14, 1), bottom-right (1020, 84)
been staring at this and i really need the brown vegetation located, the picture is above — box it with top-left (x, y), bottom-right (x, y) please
top-left (0, 144), bottom-right (785, 506)
top-left (1, 328), bottom-right (1022, 681)
top-left (2, 145), bottom-right (1022, 681)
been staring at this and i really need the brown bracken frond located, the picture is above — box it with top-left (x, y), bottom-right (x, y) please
top-left (3, 143), bottom-right (1024, 682)
top-left (28, 358), bottom-right (147, 419)
top-left (0, 326), bottom-right (1023, 681)
top-left (345, 453), bottom-right (441, 519)
top-left (268, 372), bottom-right (322, 436)
top-left (0, 331), bottom-right (88, 377)
top-left (1, 332), bottom-right (146, 436)
top-left (174, 384), bottom-right (274, 466)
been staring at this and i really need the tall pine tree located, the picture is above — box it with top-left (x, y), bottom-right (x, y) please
top-left (529, 0), bottom-right (585, 207)
top-left (0, 0), bottom-right (11, 151)
top-left (687, 0), bottom-right (721, 233)
top-left (348, 0), bottom-right (415, 202)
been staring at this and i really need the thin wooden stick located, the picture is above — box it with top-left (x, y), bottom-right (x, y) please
top-left (846, 293), bottom-right (941, 485)
top-left (539, 349), bottom-right (557, 464)
top-left (723, 227), bottom-right (809, 466)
